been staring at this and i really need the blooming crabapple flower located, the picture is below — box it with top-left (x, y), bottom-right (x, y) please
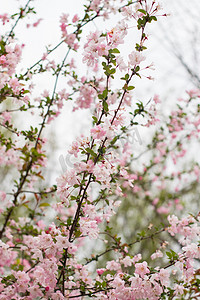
top-left (121, 6), bottom-right (133, 19)
top-left (32, 248), bottom-right (43, 261)
top-left (107, 23), bottom-right (127, 48)
top-left (37, 220), bottom-right (46, 230)
top-left (0, 55), bottom-right (6, 65)
top-left (94, 42), bottom-right (109, 57)
top-left (0, 13), bottom-right (9, 25)
top-left (0, 191), bottom-right (6, 201)
top-left (51, 291), bottom-right (65, 299)
top-left (93, 161), bottom-right (113, 188)
top-left (72, 14), bottom-right (79, 23)
top-left (0, 146), bottom-right (19, 167)
top-left (174, 284), bottom-right (184, 297)
top-left (28, 285), bottom-right (43, 298)
top-left (157, 269), bottom-right (170, 286)
top-left (79, 218), bottom-right (99, 239)
top-left (1, 111), bottom-right (11, 125)
top-left (123, 93), bottom-right (133, 106)
top-left (56, 235), bottom-right (71, 250)
top-left (107, 93), bottom-right (117, 104)
top-left (128, 51), bottom-right (145, 67)
top-left (42, 89), bottom-right (49, 98)
top-left (82, 30), bottom-right (106, 67)
top-left (121, 256), bottom-right (134, 267)
top-left (75, 160), bottom-right (95, 173)
top-left (106, 260), bottom-right (121, 271)
top-left (65, 33), bottom-right (76, 48)
top-left (167, 215), bottom-right (179, 236)
top-left (135, 261), bottom-right (150, 278)
top-left (151, 250), bottom-right (163, 260)
top-left (116, 55), bottom-right (127, 72)
top-left (182, 243), bottom-right (200, 259)
top-left (97, 268), bottom-right (106, 275)
top-left (68, 140), bottom-right (79, 157)
top-left (153, 94), bottom-right (161, 103)
top-left (186, 88), bottom-right (200, 98)
top-left (79, 266), bottom-right (93, 284)
top-left (82, 204), bottom-right (97, 219)
top-left (33, 18), bottom-right (43, 27)
top-left (0, 240), bottom-right (18, 268)
top-left (12, 270), bottom-right (30, 284)
top-left (90, 0), bottom-right (101, 12)
top-left (60, 13), bottom-right (69, 24)
top-left (75, 84), bottom-right (95, 109)
top-left (38, 232), bottom-right (54, 249)
top-left (115, 184), bottom-right (123, 196)
top-left (56, 169), bottom-right (79, 203)
top-left (91, 124), bottom-right (106, 140)
top-left (157, 206), bottom-right (170, 214)
top-left (111, 276), bottom-right (125, 290)
top-left (0, 73), bottom-right (9, 90)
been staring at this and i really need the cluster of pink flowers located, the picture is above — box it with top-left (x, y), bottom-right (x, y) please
top-left (59, 13), bottom-right (79, 50)
top-left (0, 13), bottom-right (9, 25)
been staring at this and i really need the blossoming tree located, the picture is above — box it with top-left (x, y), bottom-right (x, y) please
top-left (0, 0), bottom-right (200, 299)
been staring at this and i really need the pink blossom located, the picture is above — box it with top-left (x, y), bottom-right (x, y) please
top-left (72, 14), bottom-right (79, 23)
top-left (0, 13), bottom-right (9, 25)
top-left (135, 261), bottom-right (150, 278)
top-left (0, 55), bottom-right (6, 65)
top-left (97, 268), bottom-right (106, 275)
top-left (116, 55), bottom-right (127, 72)
top-left (33, 18), bottom-right (43, 27)
top-left (9, 78), bottom-right (20, 94)
top-left (56, 235), bottom-right (70, 250)
top-left (157, 268), bottom-right (170, 286)
top-left (151, 250), bottom-right (163, 260)
top-left (0, 191), bottom-right (6, 201)
top-left (68, 140), bottom-right (79, 157)
top-left (157, 206), bottom-right (170, 214)
top-left (79, 218), bottom-right (99, 239)
top-left (121, 256), bottom-right (134, 267)
top-left (182, 243), bottom-right (200, 259)
top-left (128, 51), bottom-right (145, 66)
top-left (60, 13), bottom-right (69, 24)
top-left (28, 285), bottom-right (44, 298)
top-left (106, 260), bottom-right (121, 271)
top-left (186, 89), bottom-right (200, 98)
top-left (91, 125), bottom-right (106, 140)
top-left (153, 94), bottom-right (161, 103)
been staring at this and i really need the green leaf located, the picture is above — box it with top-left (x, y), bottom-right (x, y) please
top-left (111, 48), bottom-right (120, 53)
top-left (135, 66), bottom-right (140, 72)
top-left (102, 89), bottom-right (108, 99)
top-left (127, 86), bottom-right (135, 91)
top-left (166, 251), bottom-right (172, 259)
top-left (103, 100), bottom-right (109, 113)
top-left (125, 74), bottom-right (129, 80)
top-left (98, 94), bottom-right (104, 100)
top-left (110, 68), bottom-right (116, 74)
top-left (110, 136), bottom-right (119, 145)
top-left (150, 16), bottom-right (157, 21)
top-left (138, 9), bottom-right (147, 15)
top-left (92, 116), bottom-right (98, 124)
top-left (39, 203), bottom-right (50, 207)
top-left (85, 147), bottom-right (97, 158)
